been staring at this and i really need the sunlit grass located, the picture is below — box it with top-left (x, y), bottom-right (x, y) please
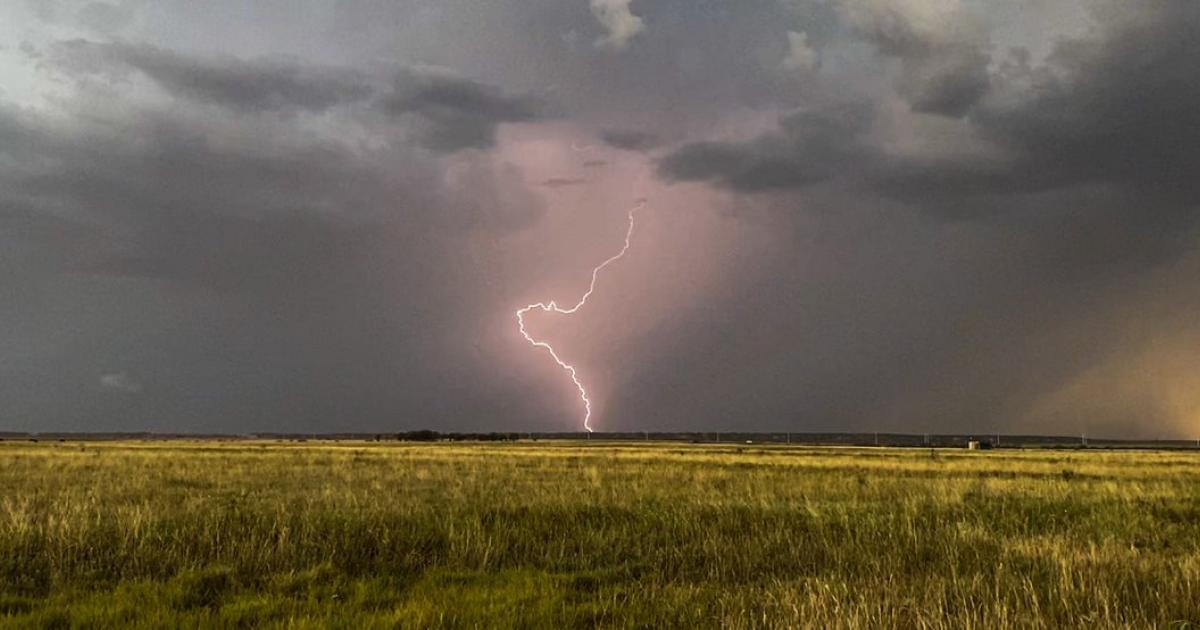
top-left (1, 440), bottom-right (1198, 627)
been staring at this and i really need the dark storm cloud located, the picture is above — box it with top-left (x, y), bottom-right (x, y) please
top-left (662, 3), bottom-right (1200, 211)
top-left (66, 211), bottom-right (381, 294)
top-left (379, 71), bottom-right (546, 152)
top-left (938, 4), bottom-right (1200, 200)
top-left (0, 37), bottom-right (555, 432)
top-left (621, 2), bottom-right (1200, 438)
top-left (0, 102), bottom-right (407, 292)
top-left (658, 103), bottom-right (874, 191)
top-left (6, 0), bottom-right (1200, 438)
top-left (896, 44), bottom-right (989, 117)
top-left (599, 129), bottom-right (661, 152)
top-left (43, 39), bottom-right (549, 154)
top-left (48, 40), bottom-right (375, 113)
top-left (840, 0), bottom-right (991, 117)
top-left (0, 90), bottom-right (541, 290)
top-left (863, 1), bottom-right (1200, 278)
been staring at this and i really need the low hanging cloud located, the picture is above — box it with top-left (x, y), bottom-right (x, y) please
top-left (379, 70), bottom-right (547, 152)
top-left (658, 103), bottom-right (874, 191)
top-left (877, 3), bottom-right (1200, 207)
top-left (661, 3), bottom-right (1200, 212)
top-left (47, 40), bottom-right (375, 113)
top-left (590, 0), bottom-right (645, 51)
top-left (44, 40), bottom-right (549, 154)
top-left (599, 129), bottom-right (661, 152)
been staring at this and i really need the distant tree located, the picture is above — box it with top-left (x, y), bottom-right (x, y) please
top-left (399, 430), bottom-right (440, 442)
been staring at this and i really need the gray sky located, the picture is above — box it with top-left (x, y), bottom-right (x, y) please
top-left (2, 0), bottom-right (1199, 438)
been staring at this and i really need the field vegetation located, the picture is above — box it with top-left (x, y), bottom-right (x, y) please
top-left (1, 440), bottom-right (1198, 628)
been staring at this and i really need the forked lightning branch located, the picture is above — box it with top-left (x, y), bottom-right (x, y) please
top-left (515, 200), bottom-right (645, 432)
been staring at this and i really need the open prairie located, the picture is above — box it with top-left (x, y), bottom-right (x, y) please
top-left (1, 440), bottom-right (1198, 628)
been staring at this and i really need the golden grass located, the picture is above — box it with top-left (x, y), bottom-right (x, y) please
top-left (1, 440), bottom-right (1198, 628)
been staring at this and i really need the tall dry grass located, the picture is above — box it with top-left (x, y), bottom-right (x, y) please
top-left (1, 440), bottom-right (1198, 627)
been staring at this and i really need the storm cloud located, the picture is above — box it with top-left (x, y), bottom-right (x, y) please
top-left (379, 70), bottom-right (547, 152)
top-left (47, 39), bottom-right (375, 113)
top-left (3, 0), bottom-right (1200, 438)
top-left (661, 2), bottom-right (1200, 208)
top-left (1, 34), bottom-right (553, 432)
top-left (600, 129), bottom-right (662, 152)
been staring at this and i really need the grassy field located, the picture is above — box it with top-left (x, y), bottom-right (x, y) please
top-left (1, 440), bottom-right (1198, 628)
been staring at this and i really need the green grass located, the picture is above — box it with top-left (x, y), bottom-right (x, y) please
top-left (1, 440), bottom-right (1198, 628)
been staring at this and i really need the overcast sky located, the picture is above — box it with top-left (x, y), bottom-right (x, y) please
top-left (2, 0), bottom-right (1199, 438)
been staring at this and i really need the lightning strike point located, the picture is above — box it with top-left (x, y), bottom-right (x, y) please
top-left (515, 200), bottom-right (645, 432)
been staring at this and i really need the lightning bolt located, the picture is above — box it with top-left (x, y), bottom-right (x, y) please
top-left (515, 200), bottom-right (645, 432)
